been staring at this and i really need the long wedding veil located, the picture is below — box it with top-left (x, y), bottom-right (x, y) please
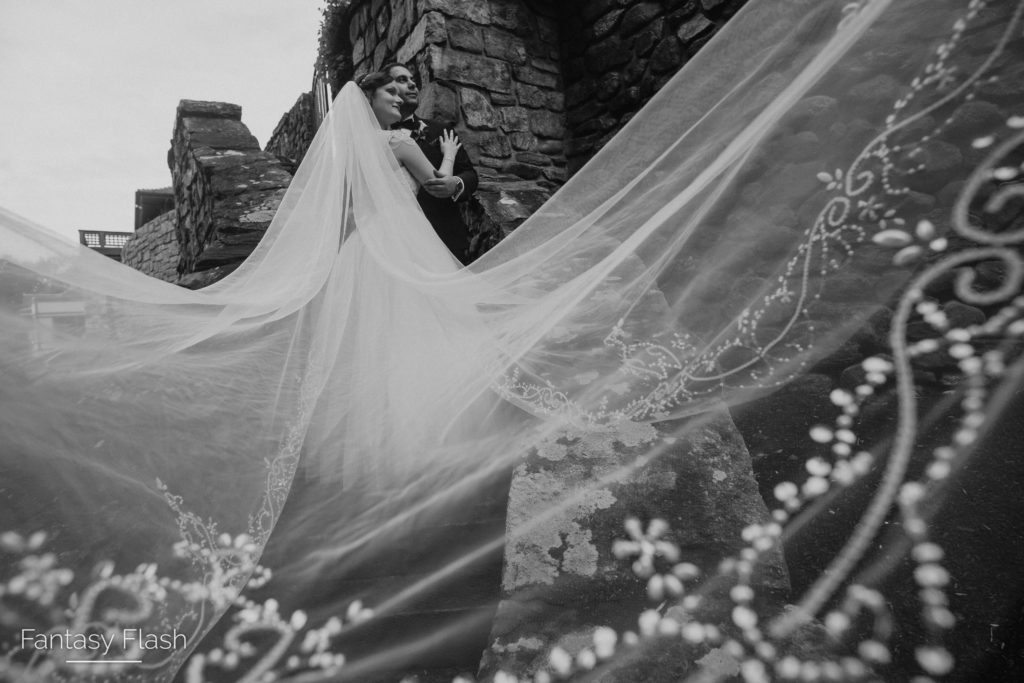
top-left (2, 0), bottom-right (1023, 680)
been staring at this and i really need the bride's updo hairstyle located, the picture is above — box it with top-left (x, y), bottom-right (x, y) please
top-left (356, 71), bottom-right (393, 99)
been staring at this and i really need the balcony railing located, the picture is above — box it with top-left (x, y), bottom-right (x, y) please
top-left (79, 230), bottom-right (133, 250)
top-left (313, 71), bottom-right (333, 130)
top-left (78, 230), bottom-right (134, 261)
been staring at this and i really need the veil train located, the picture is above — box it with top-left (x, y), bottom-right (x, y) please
top-left (2, 0), bottom-right (1024, 680)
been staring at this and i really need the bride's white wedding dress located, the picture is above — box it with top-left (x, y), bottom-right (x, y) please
top-left (1, 0), bottom-right (1022, 679)
top-left (383, 128), bottom-right (426, 198)
top-left (300, 121), bottom-right (502, 489)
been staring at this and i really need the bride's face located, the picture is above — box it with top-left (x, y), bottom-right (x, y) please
top-left (370, 82), bottom-right (404, 127)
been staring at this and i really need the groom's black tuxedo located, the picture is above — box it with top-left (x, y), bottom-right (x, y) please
top-left (394, 116), bottom-right (478, 264)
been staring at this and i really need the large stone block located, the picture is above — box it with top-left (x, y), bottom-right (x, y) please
top-left (536, 139), bottom-right (564, 155)
top-left (396, 11), bottom-right (447, 64)
top-left (418, 81), bottom-right (460, 122)
top-left (474, 181), bottom-right (550, 223)
top-left (591, 8), bottom-right (624, 40)
top-left (352, 35), bottom-right (368, 66)
top-left (529, 109), bottom-right (565, 139)
top-left (489, 0), bottom-right (532, 33)
top-left (543, 165), bottom-right (566, 182)
top-left (491, 91), bottom-right (517, 106)
top-left (419, 0), bottom-right (490, 24)
top-left (461, 129), bottom-right (513, 158)
top-left (427, 45), bottom-right (514, 93)
top-left (482, 27), bottom-right (528, 64)
top-left (514, 151), bottom-right (550, 165)
top-left (180, 117), bottom-right (260, 151)
top-left (585, 36), bottom-right (633, 73)
top-left (504, 161), bottom-right (544, 179)
top-left (205, 152), bottom-right (292, 197)
top-left (498, 106), bottom-right (531, 132)
top-left (463, 180), bottom-right (552, 258)
top-left (372, 41), bottom-right (387, 69)
top-left (676, 13), bottom-right (715, 44)
top-left (508, 132), bottom-right (538, 151)
top-left (516, 82), bottom-right (561, 110)
top-left (650, 35), bottom-right (684, 73)
top-left (375, 6), bottom-right (391, 48)
top-left (634, 17), bottom-right (666, 56)
top-left (460, 87), bottom-right (500, 129)
top-left (177, 100), bottom-right (242, 120)
top-left (530, 57), bottom-right (560, 75)
top-left (445, 16), bottom-right (483, 53)
top-left (621, 2), bottom-right (663, 35)
top-left (514, 64), bottom-right (558, 89)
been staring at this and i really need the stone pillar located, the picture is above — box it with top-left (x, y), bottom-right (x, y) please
top-left (171, 100), bottom-right (293, 284)
top-left (480, 411), bottom-right (790, 680)
top-left (322, 0), bottom-right (570, 257)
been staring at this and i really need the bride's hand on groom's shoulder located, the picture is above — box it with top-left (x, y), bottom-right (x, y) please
top-left (438, 129), bottom-right (461, 158)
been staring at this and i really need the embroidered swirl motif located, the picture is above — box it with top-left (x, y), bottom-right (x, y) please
top-left (495, 0), bottom-right (1018, 428)
top-left (147, 355), bottom-right (325, 676)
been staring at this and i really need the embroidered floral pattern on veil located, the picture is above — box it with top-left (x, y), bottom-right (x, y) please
top-left (494, 0), bottom-right (1020, 427)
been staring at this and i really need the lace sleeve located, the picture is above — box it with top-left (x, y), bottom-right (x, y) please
top-left (384, 129), bottom-right (418, 150)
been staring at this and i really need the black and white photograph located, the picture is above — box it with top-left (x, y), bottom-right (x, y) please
top-left (2, 1), bottom-right (1023, 681)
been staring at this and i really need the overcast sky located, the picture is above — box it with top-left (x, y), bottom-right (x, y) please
top-left (0, 1), bottom-right (324, 243)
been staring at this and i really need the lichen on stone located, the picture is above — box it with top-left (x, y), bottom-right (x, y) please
top-left (491, 636), bottom-right (544, 654)
top-left (536, 441), bottom-right (568, 462)
top-left (504, 466), bottom-right (617, 590)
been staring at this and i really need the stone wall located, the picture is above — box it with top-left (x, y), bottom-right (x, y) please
top-left (121, 211), bottom-right (179, 283)
top-left (315, 0), bottom-right (753, 256)
top-left (265, 91), bottom-right (317, 170)
top-left (171, 100), bottom-right (293, 281)
top-left (319, 0), bottom-right (573, 257)
top-left (331, 1), bottom-right (568, 184)
top-left (559, 0), bottom-right (749, 173)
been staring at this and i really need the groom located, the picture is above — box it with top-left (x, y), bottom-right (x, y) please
top-left (384, 62), bottom-right (478, 264)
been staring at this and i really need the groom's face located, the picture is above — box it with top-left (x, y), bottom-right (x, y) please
top-left (388, 65), bottom-right (419, 113)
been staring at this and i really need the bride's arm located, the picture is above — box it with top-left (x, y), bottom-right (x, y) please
top-left (389, 132), bottom-right (460, 185)
top-left (436, 130), bottom-right (461, 177)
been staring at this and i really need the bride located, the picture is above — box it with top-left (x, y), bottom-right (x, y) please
top-left (358, 71), bottom-right (464, 201)
top-left (2, 0), bottom-right (1023, 680)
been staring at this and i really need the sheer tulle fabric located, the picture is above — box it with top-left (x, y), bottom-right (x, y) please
top-left (2, 0), bottom-right (1022, 678)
